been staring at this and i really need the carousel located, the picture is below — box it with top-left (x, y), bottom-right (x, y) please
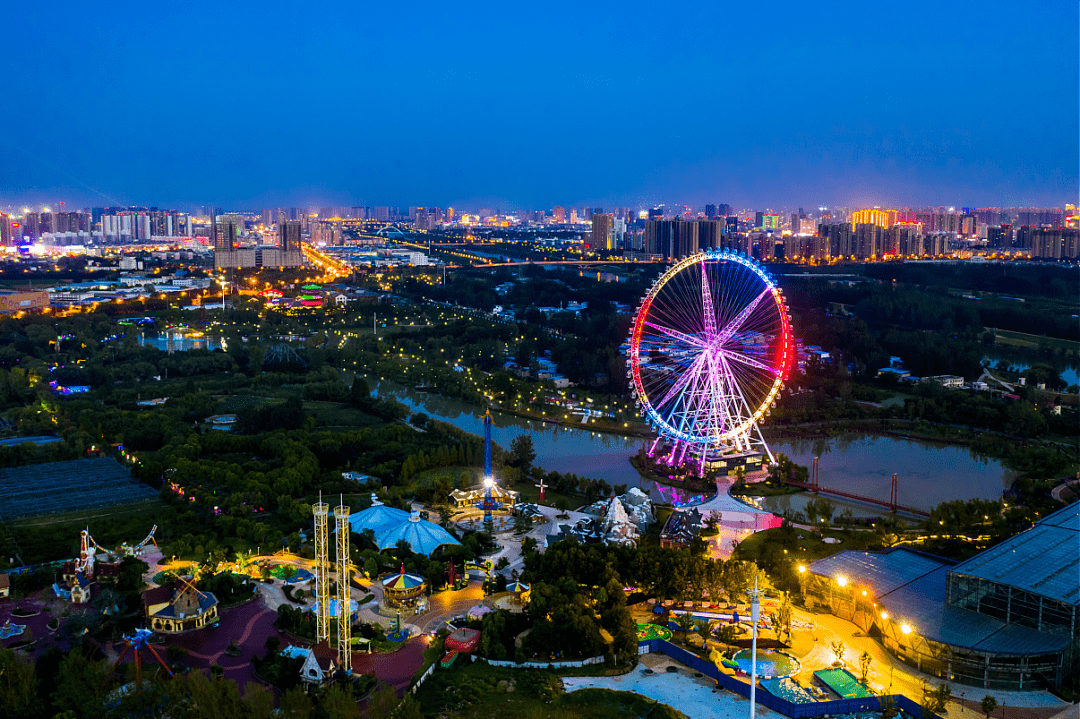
top-left (380, 565), bottom-right (426, 610)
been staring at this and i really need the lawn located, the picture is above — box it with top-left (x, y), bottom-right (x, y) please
top-left (414, 662), bottom-right (687, 719)
top-left (305, 402), bottom-right (384, 429)
top-left (731, 526), bottom-right (885, 566)
top-left (990, 327), bottom-right (1080, 352)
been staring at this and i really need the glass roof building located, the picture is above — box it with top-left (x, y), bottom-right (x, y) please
top-left (806, 503), bottom-right (1079, 690)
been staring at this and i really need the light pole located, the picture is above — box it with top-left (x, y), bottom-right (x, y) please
top-left (749, 575), bottom-right (760, 719)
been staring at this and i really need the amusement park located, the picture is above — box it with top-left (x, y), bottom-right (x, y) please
top-left (0, 246), bottom-right (1075, 719)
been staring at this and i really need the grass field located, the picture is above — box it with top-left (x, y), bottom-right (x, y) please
top-left (731, 526), bottom-right (884, 566)
top-left (990, 328), bottom-right (1080, 352)
top-left (6, 499), bottom-right (167, 567)
top-left (8, 498), bottom-right (162, 529)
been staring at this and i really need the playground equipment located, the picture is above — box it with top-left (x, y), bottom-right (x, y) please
top-left (77, 528), bottom-right (101, 578)
top-left (477, 412), bottom-right (501, 521)
top-left (114, 628), bottom-right (172, 686)
top-left (119, 525), bottom-right (158, 557)
top-left (445, 558), bottom-right (461, 589)
top-left (313, 494), bottom-right (331, 641)
top-left (334, 497), bottom-right (351, 673)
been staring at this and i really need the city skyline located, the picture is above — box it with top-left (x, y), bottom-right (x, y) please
top-left (1, 1), bottom-right (1075, 210)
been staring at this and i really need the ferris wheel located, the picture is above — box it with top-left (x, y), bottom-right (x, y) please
top-left (627, 249), bottom-right (793, 470)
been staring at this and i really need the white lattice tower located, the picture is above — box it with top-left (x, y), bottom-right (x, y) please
top-left (312, 496), bottom-right (330, 642)
top-left (334, 499), bottom-right (351, 672)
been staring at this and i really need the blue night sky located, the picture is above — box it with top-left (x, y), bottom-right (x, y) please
top-left (2, 1), bottom-right (1076, 211)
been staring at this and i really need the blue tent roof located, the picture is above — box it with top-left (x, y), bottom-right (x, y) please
top-left (375, 515), bottom-right (462, 556)
top-left (348, 504), bottom-right (411, 536)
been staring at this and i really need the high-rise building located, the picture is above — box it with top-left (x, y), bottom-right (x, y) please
top-left (211, 209), bottom-right (233, 251)
top-left (705, 204), bottom-right (718, 219)
top-left (279, 220), bottom-right (301, 251)
top-left (645, 219), bottom-right (699, 259)
top-left (551, 206), bottom-right (565, 224)
top-left (23, 213), bottom-right (39, 242)
top-left (820, 224), bottom-right (855, 258)
top-left (590, 213), bottom-right (613, 250)
top-left (850, 208), bottom-right (890, 230)
top-left (0, 214), bottom-right (11, 246)
top-left (854, 223), bottom-right (884, 259)
top-left (698, 220), bottom-right (723, 250)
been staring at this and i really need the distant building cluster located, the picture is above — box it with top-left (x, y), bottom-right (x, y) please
top-left (213, 211), bottom-right (301, 270)
top-left (1, 202), bottom-right (1073, 269)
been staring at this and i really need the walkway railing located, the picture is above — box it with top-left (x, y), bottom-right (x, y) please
top-left (639, 639), bottom-right (940, 719)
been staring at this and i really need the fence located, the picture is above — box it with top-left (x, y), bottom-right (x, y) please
top-left (475, 654), bottom-right (606, 669)
top-left (640, 639), bottom-right (940, 719)
top-left (410, 663), bottom-right (435, 694)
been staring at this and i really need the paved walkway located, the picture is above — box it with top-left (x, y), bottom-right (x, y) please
top-left (564, 657), bottom-right (783, 719)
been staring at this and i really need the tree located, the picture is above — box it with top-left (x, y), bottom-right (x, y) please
top-left (859, 650), bottom-right (872, 685)
top-left (694, 619), bottom-right (713, 648)
top-left (921, 682), bottom-right (951, 718)
top-left (980, 695), bottom-right (997, 719)
top-left (508, 435), bottom-right (536, 476)
top-left (280, 686), bottom-right (313, 718)
top-left (715, 624), bottom-right (741, 650)
top-left (51, 652), bottom-right (112, 719)
top-left (0, 648), bottom-right (37, 714)
top-left (878, 690), bottom-right (900, 719)
top-left (830, 638), bottom-right (846, 666)
top-left (675, 611), bottom-right (696, 636)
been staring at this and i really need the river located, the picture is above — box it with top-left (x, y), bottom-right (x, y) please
top-left (369, 379), bottom-right (1016, 516)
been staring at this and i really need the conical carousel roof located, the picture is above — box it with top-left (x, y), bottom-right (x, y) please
top-left (375, 513), bottom-right (462, 556)
top-left (381, 565), bottom-right (425, 590)
top-left (348, 503), bottom-right (411, 536)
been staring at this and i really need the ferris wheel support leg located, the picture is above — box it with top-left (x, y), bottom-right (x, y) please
top-left (677, 443), bottom-right (689, 465)
top-left (648, 437), bottom-right (661, 457)
top-left (753, 423), bottom-right (776, 464)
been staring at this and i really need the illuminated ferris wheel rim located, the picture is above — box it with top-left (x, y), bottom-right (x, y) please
top-left (627, 248), bottom-right (794, 447)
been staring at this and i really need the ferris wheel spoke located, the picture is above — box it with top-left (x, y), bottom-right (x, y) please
top-left (642, 321), bottom-right (706, 349)
top-left (720, 349), bottom-right (778, 375)
top-left (700, 261), bottom-right (718, 338)
top-left (715, 288), bottom-right (772, 346)
top-left (651, 352), bottom-right (708, 411)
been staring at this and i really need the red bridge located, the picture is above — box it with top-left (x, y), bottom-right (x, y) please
top-left (783, 457), bottom-right (930, 518)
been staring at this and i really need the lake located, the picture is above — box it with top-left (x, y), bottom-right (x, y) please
top-left (369, 378), bottom-right (1016, 515)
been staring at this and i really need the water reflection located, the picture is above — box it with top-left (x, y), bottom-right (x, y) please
top-left (370, 378), bottom-right (1017, 514)
top-left (764, 433), bottom-right (1016, 517)
top-left (137, 332), bottom-right (223, 352)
